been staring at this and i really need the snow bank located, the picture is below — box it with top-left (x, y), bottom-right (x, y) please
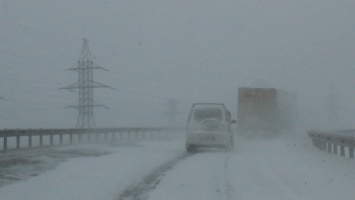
top-left (0, 139), bottom-right (185, 200)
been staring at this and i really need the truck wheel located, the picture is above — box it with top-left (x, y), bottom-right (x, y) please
top-left (186, 145), bottom-right (196, 153)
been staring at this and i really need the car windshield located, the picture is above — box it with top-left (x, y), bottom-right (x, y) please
top-left (193, 108), bottom-right (223, 121)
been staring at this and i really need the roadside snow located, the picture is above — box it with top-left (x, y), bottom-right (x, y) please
top-left (0, 139), bottom-right (185, 200)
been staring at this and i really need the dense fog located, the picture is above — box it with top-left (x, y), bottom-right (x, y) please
top-left (0, 0), bottom-right (354, 132)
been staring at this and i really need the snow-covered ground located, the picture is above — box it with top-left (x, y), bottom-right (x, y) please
top-left (0, 133), bottom-right (354, 200)
top-left (150, 134), bottom-right (355, 200)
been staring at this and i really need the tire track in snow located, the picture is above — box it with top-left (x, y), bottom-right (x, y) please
top-left (118, 152), bottom-right (192, 200)
top-left (194, 150), bottom-right (237, 200)
top-left (223, 152), bottom-right (236, 200)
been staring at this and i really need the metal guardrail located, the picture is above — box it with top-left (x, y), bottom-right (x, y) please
top-left (0, 127), bottom-right (180, 151)
top-left (308, 130), bottom-right (355, 159)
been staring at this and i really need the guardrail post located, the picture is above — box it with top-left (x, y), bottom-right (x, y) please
top-left (349, 147), bottom-right (354, 159)
top-left (16, 135), bottom-right (20, 149)
top-left (50, 135), bottom-right (53, 146)
top-left (60, 134), bottom-right (63, 145)
top-left (340, 145), bottom-right (345, 157)
top-left (28, 135), bottom-right (32, 147)
top-left (40, 134), bottom-right (43, 146)
top-left (3, 135), bottom-right (7, 151)
top-left (69, 132), bottom-right (73, 144)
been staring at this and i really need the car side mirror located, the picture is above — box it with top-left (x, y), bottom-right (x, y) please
top-left (231, 119), bottom-right (237, 123)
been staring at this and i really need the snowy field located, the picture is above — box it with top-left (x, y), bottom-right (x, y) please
top-left (0, 133), bottom-right (354, 200)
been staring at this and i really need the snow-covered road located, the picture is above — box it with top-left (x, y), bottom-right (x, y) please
top-left (149, 135), bottom-right (355, 200)
top-left (0, 134), bottom-right (354, 200)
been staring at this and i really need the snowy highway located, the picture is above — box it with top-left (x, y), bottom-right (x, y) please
top-left (148, 135), bottom-right (355, 200)
top-left (0, 133), bottom-right (354, 200)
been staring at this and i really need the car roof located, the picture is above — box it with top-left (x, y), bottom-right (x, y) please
top-left (192, 103), bottom-right (226, 109)
top-left (192, 103), bottom-right (225, 106)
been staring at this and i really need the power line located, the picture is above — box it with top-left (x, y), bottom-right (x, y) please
top-left (0, 51), bottom-right (75, 68)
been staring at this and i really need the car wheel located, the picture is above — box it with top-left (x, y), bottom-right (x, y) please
top-left (186, 145), bottom-right (196, 153)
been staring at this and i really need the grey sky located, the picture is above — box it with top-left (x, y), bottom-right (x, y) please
top-left (0, 0), bottom-right (354, 130)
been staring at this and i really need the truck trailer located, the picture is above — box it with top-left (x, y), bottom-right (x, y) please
top-left (237, 87), bottom-right (296, 135)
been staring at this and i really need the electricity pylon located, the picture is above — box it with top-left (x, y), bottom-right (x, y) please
top-left (62, 39), bottom-right (113, 129)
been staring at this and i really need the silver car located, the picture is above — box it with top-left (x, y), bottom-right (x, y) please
top-left (185, 103), bottom-right (236, 152)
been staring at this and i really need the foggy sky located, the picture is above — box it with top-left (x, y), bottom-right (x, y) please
top-left (0, 0), bottom-right (354, 131)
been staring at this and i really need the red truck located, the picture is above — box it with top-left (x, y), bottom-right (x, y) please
top-left (237, 87), bottom-right (297, 135)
